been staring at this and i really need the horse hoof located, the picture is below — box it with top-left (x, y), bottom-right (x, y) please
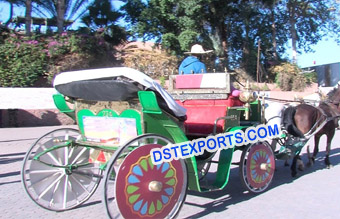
top-left (291, 171), bottom-right (297, 177)
top-left (298, 164), bottom-right (304, 171)
top-left (297, 160), bottom-right (304, 171)
top-left (327, 164), bottom-right (333, 169)
top-left (307, 160), bottom-right (314, 168)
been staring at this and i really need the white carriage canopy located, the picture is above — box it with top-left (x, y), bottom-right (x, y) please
top-left (53, 67), bottom-right (187, 119)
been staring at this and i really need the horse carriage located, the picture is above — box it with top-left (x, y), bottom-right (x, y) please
top-left (21, 67), bottom-right (339, 218)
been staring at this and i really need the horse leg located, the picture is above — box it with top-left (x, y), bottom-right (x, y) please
top-left (325, 130), bottom-right (335, 168)
top-left (297, 155), bottom-right (304, 171)
top-left (284, 159), bottom-right (289, 166)
top-left (291, 155), bottom-right (298, 177)
top-left (307, 136), bottom-right (320, 166)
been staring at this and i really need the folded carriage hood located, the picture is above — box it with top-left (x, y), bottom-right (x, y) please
top-left (53, 67), bottom-right (187, 117)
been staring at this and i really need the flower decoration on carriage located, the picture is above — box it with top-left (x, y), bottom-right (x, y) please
top-left (124, 155), bottom-right (178, 217)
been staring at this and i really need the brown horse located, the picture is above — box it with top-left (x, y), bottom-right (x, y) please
top-left (285, 86), bottom-right (340, 177)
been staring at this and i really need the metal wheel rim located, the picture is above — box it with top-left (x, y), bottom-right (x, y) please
top-left (21, 128), bottom-right (102, 211)
top-left (103, 134), bottom-right (188, 219)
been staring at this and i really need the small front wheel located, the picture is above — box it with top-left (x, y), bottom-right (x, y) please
top-left (239, 141), bottom-right (275, 193)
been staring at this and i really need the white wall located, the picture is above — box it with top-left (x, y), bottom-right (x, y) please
top-left (0, 88), bottom-right (57, 109)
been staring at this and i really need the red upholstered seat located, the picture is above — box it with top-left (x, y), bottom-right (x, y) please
top-left (176, 97), bottom-right (243, 136)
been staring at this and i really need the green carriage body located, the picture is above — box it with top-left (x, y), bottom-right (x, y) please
top-left (23, 67), bottom-right (275, 217)
top-left (51, 71), bottom-right (263, 192)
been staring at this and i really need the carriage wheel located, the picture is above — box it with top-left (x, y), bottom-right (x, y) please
top-left (103, 134), bottom-right (188, 219)
top-left (239, 141), bottom-right (275, 193)
top-left (21, 128), bottom-right (103, 211)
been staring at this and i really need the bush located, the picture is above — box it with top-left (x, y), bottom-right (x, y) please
top-left (270, 62), bottom-right (309, 91)
top-left (0, 34), bottom-right (47, 87)
top-left (0, 31), bottom-right (118, 87)
top-left (45, 32), bottom-right (118, 82)
top-left (121, 43), bottom-right (179, 79)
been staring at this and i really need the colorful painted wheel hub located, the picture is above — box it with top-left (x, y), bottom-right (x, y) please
top-left (246, 143), bottom-right (275, 189)
top-left (115, 144), bottom-right (185, 218)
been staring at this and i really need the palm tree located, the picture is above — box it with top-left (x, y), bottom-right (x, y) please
top-left (56, 0), bottom-right (65, 34)
top-left (35, 0), bottom-right (89, 33)
top-left (25, 0), bottom-right (32, 35)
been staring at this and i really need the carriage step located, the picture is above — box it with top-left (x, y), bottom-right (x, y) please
top-left (200, 185), bottom-right (222, 192)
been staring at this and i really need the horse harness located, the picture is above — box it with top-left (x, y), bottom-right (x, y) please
top-left (303, 102), bottom-right (340, 139)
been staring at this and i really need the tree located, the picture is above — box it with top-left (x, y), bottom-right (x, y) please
top-left (122, 0), bottom-right (340, 77)
top-left (56, 0), bottom-right (65, 34)
top-left (35, 0), bottom-right (89, 33)
top-left (81, 0), bottom-right (127, 45)
top-left (279, 0), bottom-right (340, 63)
top-left (25, 0), bottom-right (32, 35)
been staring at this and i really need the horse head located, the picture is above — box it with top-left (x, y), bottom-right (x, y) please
top-left (327, 84), bottom-right (340, 112)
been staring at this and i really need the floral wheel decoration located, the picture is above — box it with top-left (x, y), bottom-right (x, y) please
top-left (246, 143), bottom-right (275, 189)
top-left (115, 144), bottom-right (185, 218)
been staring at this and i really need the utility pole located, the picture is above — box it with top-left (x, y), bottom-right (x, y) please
top-left (256, 40), bottom-right (261, 83)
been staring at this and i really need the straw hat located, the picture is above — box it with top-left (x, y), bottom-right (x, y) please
top-left (184, 44), bottom-right (213, 54)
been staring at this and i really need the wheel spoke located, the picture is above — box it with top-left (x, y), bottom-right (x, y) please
top-left (68, 147), bottom-right (75, 159)
top-left (28, 171), bottom-right (61, 188)
top-left (70, 174), bottom-right (91, 195)
top-left (39, 142), bottom-right (61, 166)
top-left (64, 147), bottom-right (69, 165)
top-left (63, 175), bottom-right (69, 209)
top-left (70, 147), bottom-right (87, 165)
top-left (49, 176), bottom-right (62, 207)
top-left (28, 169), bottom-right (61, 174)
top-left (22, 128), bottom-right (102, 211)
top-left (37, 173), bottom-right (65, 200)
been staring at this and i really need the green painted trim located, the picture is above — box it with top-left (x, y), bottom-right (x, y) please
top-left (52, 93), bottom-right (75, 120)
top-left (77, 108), bottom-right (142, 137)
top-left (138, 91), bottom-right (162, 114)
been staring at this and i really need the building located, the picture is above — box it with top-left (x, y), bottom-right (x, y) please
top-left (304, 62), bottom-right (340, 87)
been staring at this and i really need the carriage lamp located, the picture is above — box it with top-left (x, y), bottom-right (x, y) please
top-left (239, 81), bottom-right (256, 120)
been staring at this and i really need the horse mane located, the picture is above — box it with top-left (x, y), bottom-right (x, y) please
top-left (327, 85), bottom-right (340, 101)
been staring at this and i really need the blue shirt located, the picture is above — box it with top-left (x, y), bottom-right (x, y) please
top-left (178, 56), bottom-right (207, 74)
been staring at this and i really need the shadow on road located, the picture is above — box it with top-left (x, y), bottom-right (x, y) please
top-left (183, 148), bottom-right (340, 218)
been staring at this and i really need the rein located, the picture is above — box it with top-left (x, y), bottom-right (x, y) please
top-left (304, 103), bottom-right (340, 139)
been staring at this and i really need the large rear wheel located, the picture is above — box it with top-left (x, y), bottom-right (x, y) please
top-left (103, 134), bottom-right (188, 218)
top-left (21, 128), bottom-right (103, 211)
top-left (239, 141), bottom-right (275, 193)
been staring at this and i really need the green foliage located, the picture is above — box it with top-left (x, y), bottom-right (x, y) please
top-left (81, 0), bottom-right (127, 45)
top-left (270, 62), bottom-right (311, 91)
top-left (251, 83), bottom-right (271, 91)
top-left (303, 71), bottom-right (318, 84)
top-left (45, 31), bottom-right (118, 81)
top-left (159, 76), bottom-right (166, 87)
top-left (0, 34), bottom-right (47, 87)
top-left (121, 0), bottom-right (340, 78)
top-left (0, 31), bottom-right (118, 87)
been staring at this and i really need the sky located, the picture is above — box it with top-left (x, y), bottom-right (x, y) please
top-left (1, 2), bottom-right (340, 69)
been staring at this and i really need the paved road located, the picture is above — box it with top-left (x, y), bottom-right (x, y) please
top-left (1, 126), bottom-right (340, 219)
